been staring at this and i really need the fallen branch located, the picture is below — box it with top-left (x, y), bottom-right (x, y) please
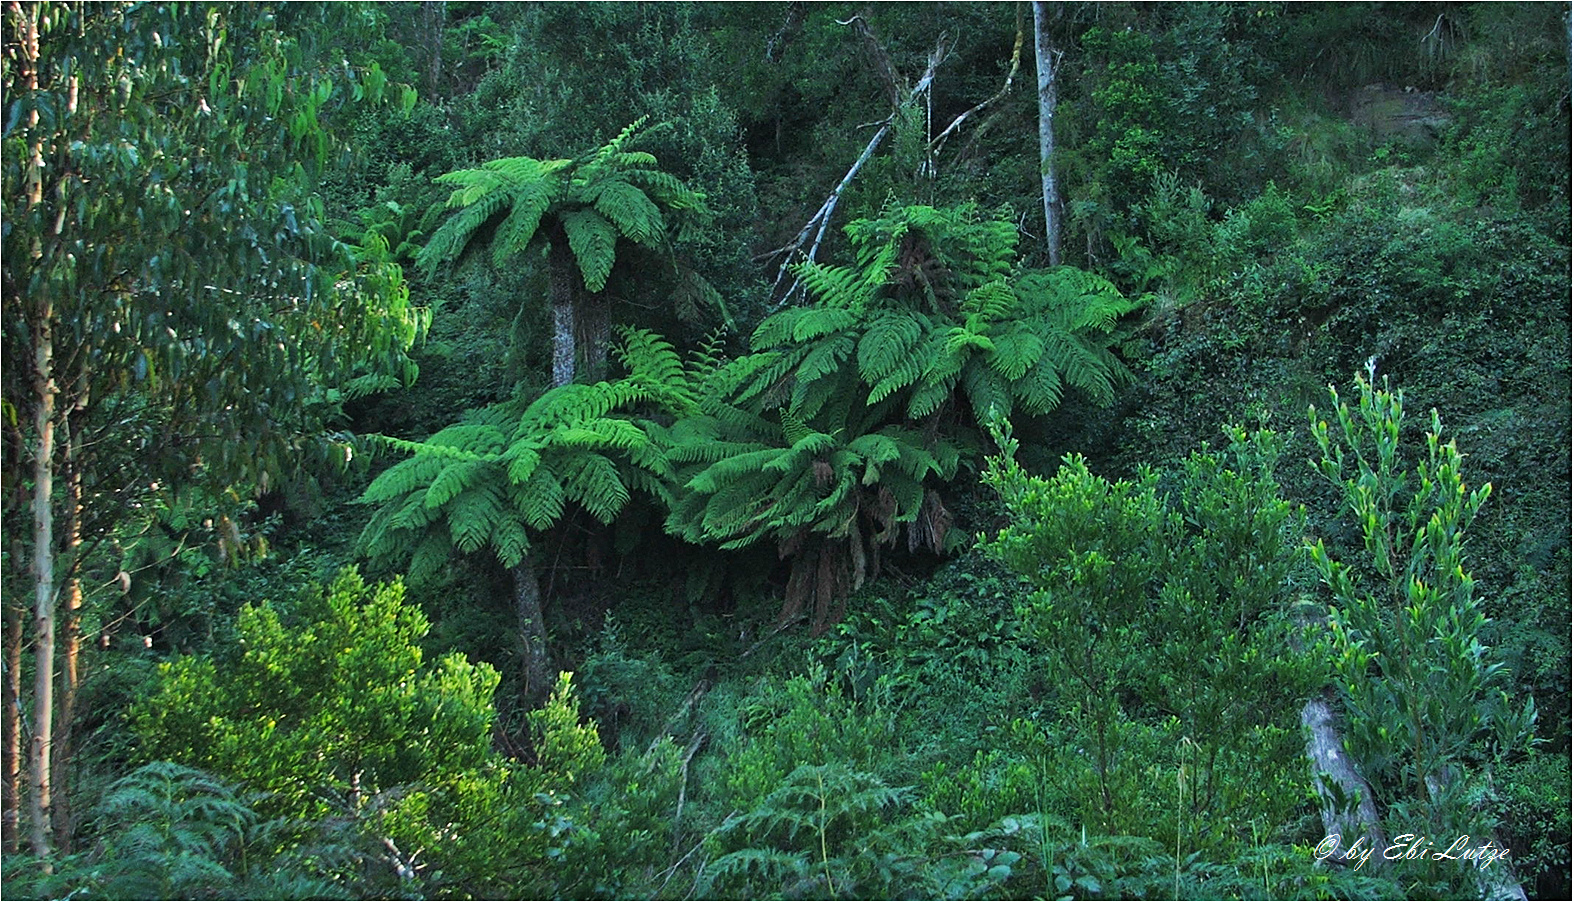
top-left (766, 27), bottom-right (951, 309)
top-left (928, 5), bottom-right (1024, 161)
top-left (646, 678), bottom-right (710, 758)
top-left (671, 728), bottom-right (709, 847)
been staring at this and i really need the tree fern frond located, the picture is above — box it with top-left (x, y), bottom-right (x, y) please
top-left (561, 208), bottom-right (618, 292)
top-left (856, 311), bottom-right (924, 385)
top-left (1014, 355), bottom-right (1065, 416)
top-left (418, 191), bottom-right (512, 273)
top-left (408, 531), bottom-right (452, 583)
top-left (866, 351), bottom-right (923, 406)
top-left (962, 362), bottom-right (1014, 426)
top-left (794, 333), bottom-right (854, 386)
top-left (491, 517), bottom-right (532, 569)
top-left (515, 465), bottom-right (567, 531)
top-left (907, 372), bottom-right (958, 419)
top-left (490, 180), bottom-right (558, 267)
top-left (360, 454), bottom-right (445, 504)
top-left (794, 260), bottom-right (873, 309)
top-left (559, 453), bottom-right (629, 524)
top-left (591, 177), bottom-right (665, 246)
top-left (961, 278), bottom-right (1018, 323)
top-left (425, 458), bottom-right (491, 510)
top-left (688, 448), bottom-right (783, 494)
top-left (790, 306), bottom-right (858, 343)
top-left (985, 328), bottom-right (1045, 381)
top-left (618, 167), bottom-right (702, 210)
top-left (447, 483), bottom-right (506, 555)
top-left (505, 445), bottom-right (542, 485)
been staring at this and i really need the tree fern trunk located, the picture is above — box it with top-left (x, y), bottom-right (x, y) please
top-left (513, 559), bottom-right (552, 705)
top-left (547, 230), bottom-right (577, 388)
top-left (579, 290), bottom-right (611, 383)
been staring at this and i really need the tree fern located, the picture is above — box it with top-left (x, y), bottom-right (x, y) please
top-left (358, 328), bottom-right (697, 577)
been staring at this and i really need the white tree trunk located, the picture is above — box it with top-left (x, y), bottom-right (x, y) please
top-left (1032, 1), bottom-right (1061, 267)
top-left (29, 309), bottom-right (56, 862)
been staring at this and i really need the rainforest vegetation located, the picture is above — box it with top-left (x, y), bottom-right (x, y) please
top-left (2, 2), bottom-right (1569, 899)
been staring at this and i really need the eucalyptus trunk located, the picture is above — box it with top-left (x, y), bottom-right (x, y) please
top-left (50, 436), bottom-right (82, 853)
top-left (2, 585), bottom-right (20, 855)
top-left (29, 309), bottom-right (56, 862)
top-left (1032, 1), bottom-right (1061, 266)
top-left (1301, 689), bottom-right (1385, 857)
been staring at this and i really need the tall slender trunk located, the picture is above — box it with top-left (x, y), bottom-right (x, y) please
top-left (513, 560), bottom-right (551, 705)
top-left (420, 0), bottom-right (445, 95)
top-left (1032, 1), bottom-right (1061, 267)
top-left (2, 583), bottom-right (21, 856)
top-left (547, 230), bottom-right (577, 388)
top-left (51, 431), bottom-right (82, 853)
top-left (29, 310), bottom-right (57, 863)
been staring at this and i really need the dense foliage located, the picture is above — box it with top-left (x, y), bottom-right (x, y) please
top-left (4, 2), bottom-right (1567, 899)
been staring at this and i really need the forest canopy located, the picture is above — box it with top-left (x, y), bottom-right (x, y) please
top-left (2, 2), bottom-right (1569, 899)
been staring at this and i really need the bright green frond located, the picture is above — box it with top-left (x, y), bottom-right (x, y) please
top-left (1014, 355), bottom-right (1065, 416)
top-left (856, 311), bottom-right (924, 385)
top-left (447, 483), bottom-right (507, 555)
top-left (562, 208), bottom-right (619, 292)
top-left (962, 362), bottom-right (1014, 426)
top-left (360, 453), bottom-right (445, 504)
top-left (491, 517), bottom-right (532, 569)
top-left (795, 333), bottom-right (855, 386)
top-left (425, 458), bottom-right (491, 510)
top-left (490, 180), bottom-right (558, 267)
top-left (516, 465), bottom-right (567, 531)
top-left (592, 178), bottom-right (664, 245)
top-left (505, 445), bottom-right (542, 486)
top-left (986, 329), bottom-right (1045, 381)
top-left (794, 260), bottom-right (874, 309)
top-left (560, 453), bottom-right (629, 524)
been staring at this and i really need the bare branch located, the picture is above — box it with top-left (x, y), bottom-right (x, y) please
top-left (766, 30), bottom-right (953, 309)
top-left (929, 6), bottom-right (1024, 160)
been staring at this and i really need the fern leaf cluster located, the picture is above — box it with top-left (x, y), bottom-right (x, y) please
top-left (417, 117), bottom-right (707, 296)
top-left (358, 328), bottom-right (698, 580)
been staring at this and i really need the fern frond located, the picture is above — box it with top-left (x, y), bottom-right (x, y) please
top-left (561, 208), bottom-right (619, 293)
top-left (490, 179), bottom-right (559, 267)
top-left (790, 306), bottom-right (858, 343)
top-left (794, 333), bottom-right (854, 386)
top-left (962, 362), bottom-right (1014, 426)
top-left (793, 260), bottom-right (873, 309)
top-left (425, 458), bottom-right (491, 510)
top-left (985, 328), bottom-right (1045, 381)
top-left (866, 351), bottom-right (923, 406)
top-left (409, 531), bottom-right (452, 583)
top-left (446, 483), bottom-right (506, 555)
top-left (856, 311), bottom-right (924, 385)
top-left (1014, 355), bottom-right (1065, 416)
top-left (559, 453), bottom-right (629, 524)
top-left (360, 454), bottom-right (446, 504)
top-left (590, 177), bottom-right (665, 246)
top-left (515, 465), bottom-right (567, 531)
top-left (488, 516), bottom-right (531, 569)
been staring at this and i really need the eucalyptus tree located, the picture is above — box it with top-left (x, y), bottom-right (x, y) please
top-left (1, 1), bottom-right (423, 859)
